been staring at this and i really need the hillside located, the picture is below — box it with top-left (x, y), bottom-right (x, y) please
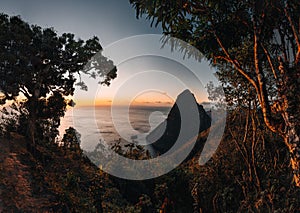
top-left (1, 113), bottom-right (300, 212)
top-left (0, 135), bottom-right (56, 211)
top-left (0, 133), bottom-right (130, 212)
top-left (0, 95), bottom-right (299, 212)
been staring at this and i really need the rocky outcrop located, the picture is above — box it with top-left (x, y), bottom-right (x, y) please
top-left (147, 90), bottom-right (211, 157)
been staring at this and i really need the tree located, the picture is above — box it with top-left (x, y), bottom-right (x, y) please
top-left (62, 127), bottom-right (82, 154)
top-left (129, 0), bottom-right (300, 186)
top-left (0, 14), bottom-right (117, 150)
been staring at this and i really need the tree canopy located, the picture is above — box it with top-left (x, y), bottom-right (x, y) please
top-left (129, 0), bottom-right (300, 186)
top-left (0, 13), bottom-right (117, 145)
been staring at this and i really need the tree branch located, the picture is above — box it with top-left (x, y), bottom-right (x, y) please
top-left (213, 33), bottom-right (258, 89)
top-left (253, 23), bottom-right (278, 133)
top-left (20, 86), bottom-right (31, 99)
top-left (261, 44), bottom-right (278, 80)
top-left (284, 6), bottom-right (300, 63)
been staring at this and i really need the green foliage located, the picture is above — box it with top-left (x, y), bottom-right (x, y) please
top-left (135, 194), bottom-right (153, 213)
top-left (113, 140), bottom-right (151, 160)
top-left (1, 14), bottom-right (98, 100)
top-left (88, 105), bottom-right (299, 212)
top-left (190, 108), bottom-right (300, 212)
top-left (62, 127), bottom-right (82, 153)
top-left (129, 0), bottom-right (300, 192)
top-left (0, 102), bottom-right (25, 136)
top-left (206, 81), bottom-right (228, 109)
top-left (129, 0), bottom-right (300, 134)
top-left (0, 13), bottom-right (117, 144)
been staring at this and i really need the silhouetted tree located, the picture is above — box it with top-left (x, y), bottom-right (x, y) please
top-left (62, 127), bottom-right (82, 154)
top-left (0, 14), bottom-right (117, 150)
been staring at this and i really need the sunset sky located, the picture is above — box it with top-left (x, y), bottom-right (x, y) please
top-left (1, 0), bottom-right (215, 107)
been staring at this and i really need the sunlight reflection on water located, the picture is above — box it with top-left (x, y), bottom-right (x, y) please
top-left (59, 106), bottom-right (170, 151)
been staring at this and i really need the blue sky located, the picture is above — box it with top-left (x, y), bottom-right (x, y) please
top-left (1, 0), bottom-right (215, 106)
top-left (0, 0), bottom-right (162, 45)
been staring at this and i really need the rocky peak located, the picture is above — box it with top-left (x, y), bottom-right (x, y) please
top-left (147, 90), bottom-right (211, 156)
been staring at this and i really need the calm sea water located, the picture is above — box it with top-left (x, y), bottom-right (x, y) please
top-left (59, 105), bottom-right (171, 151)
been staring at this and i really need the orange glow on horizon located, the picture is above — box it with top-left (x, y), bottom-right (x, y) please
top-left (76, 99), bottom-right (174, 107)
top-left (76, 91), bottom-right (175, 107)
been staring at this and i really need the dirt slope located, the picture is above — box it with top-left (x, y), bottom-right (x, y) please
top-left (0, 134), bottom-right (56, 212)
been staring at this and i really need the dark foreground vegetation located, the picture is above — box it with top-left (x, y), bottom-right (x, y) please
top-left (1, 1), bottom-right (300, 211)
top-left (130, 0), bottom-right (300, 187)
top-left (1, 105), bottom-right (300, 212)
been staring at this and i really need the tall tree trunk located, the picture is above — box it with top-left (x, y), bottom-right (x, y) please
top-left (280, 63), bottom-right (300, 187)
top-left (281, 88), bottom-right (300, 187)
top-left (254, 20), bottom-right (300, 186)
top-left (284, 120), bottom-right (300, 187)
top-left (27, 90), bottom-right (39, 156)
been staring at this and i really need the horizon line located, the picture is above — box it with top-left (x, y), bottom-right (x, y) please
top-left (73, 103), bottom-right (174, 108)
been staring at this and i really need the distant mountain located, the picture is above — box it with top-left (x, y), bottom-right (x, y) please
top-left (146, 89), bottom-right (211, 157)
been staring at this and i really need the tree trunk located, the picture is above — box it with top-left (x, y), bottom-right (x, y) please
top-left (279, 61), bottom-right (300, 186)
top-left (283, 113), bottom-right (300, 187)
top-left (284, 125), bottom-right (300, 187)
top-left (27, 94), bottom-right (38, 156)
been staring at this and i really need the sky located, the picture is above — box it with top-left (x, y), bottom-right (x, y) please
top-left (1, 0), bottom-right (215, 107)
top-left (0, 0), bottom-right (161, 45)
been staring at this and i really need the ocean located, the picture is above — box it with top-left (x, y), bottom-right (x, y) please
top-left (59, 105), bottom-right (171, 151)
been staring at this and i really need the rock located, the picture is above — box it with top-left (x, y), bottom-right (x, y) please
top-left (146, 90), bottom-right (211, 156)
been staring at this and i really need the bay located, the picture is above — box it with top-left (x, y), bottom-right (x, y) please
top-left (59, 105), bottom-right (171, 151)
